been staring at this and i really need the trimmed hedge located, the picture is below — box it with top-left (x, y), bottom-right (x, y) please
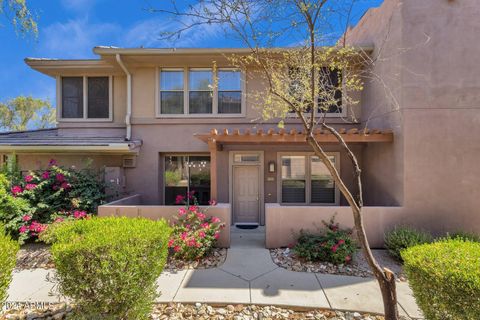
top-left (384, 226), bottom-right (432, 261)
top-left (0, 223), bottom-right (19, 306)
top-left (51, 217), bottom-right (171, 319)
top-left (402, 239), bottom-right (480, 320)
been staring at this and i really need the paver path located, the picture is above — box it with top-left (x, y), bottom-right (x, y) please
top-left (6, 227), bottom-right (423, 319)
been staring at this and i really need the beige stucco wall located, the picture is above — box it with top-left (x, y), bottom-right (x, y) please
top-left (265, 204), bottom-right (405, 248)
top-left (98, 197), bottom-right (231, 248)
top-left (345, 0), bottom-right (480, 236)
top-left (58, 75), bottom-right (128, 138)
top-left (15, 154), bottom-right (123, 171)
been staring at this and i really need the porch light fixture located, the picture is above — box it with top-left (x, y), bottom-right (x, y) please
top-left (268, 161), bottom-right (276, 173)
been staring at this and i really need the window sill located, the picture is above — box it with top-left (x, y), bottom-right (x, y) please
top-left (58, 118), bottom-right (113, 123)
top-left (155, 114), bottom-right (245, 119)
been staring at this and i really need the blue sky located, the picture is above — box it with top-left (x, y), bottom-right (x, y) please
top-left (0, 0), bottom-right (383, 106)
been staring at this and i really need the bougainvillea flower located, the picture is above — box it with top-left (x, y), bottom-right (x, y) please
top-left (56, 173), bottom-right (65, 182)
top-left (60, 182), bottom-right (71, 189)
top-left (214, 232), bottom-right (220, 239)
top-left (198, 231), bottom-right (206, 238)
top-left (208, 199), bottom-right (217, 206)
top-left (25, 183), bottom-right (37, 191)
top-left (42, 171), bottom-right (50, 179)
top-left (174, 246), bottom-right (181, 252)
top-left (175, 194), bottom-right (185, 204)
top-left (24, 175), bottom-right (33, 182)
top-left (211, 217), bottom-right (221, 224)
top-left (11, 185), bottom-right (23, 195)
top-left (178, 208), bottom-right (187, 216)
top-left (196, 212), bottom-right (206, 220)
top-left (19, 226), bottom-right (28, 233)
top-left (22, 215), bottom-right (32, 222)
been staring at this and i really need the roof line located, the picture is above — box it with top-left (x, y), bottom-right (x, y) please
top-left (93, 45), bottom-right (374, 56)
top-left (0, 128), bottom-right (57, 136)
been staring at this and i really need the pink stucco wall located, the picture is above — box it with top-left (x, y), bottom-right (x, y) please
top-left (265, 204), bottom-right (405, 248)
top-left (98, 195), bottom-right (231, 248)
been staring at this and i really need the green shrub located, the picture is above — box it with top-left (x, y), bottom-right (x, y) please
top-left (293, 215), bottom-right (357, 265)
top-left (384, 226), bottom-right (432, 261)
top-left (402, 239), bottom-right (480, 320)
top-left (0, 223), bottom-right (20, 306)
top-left (50, 217), bottom-right (171, 319)
top-left (445, 231), bottom-right (480, 242)
top-left (1, 158), bottom-right (107, 243)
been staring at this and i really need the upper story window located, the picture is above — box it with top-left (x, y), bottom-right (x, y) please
top-left (59, 76), bottom-right (112, 120)
top-left (287, 67), bottom-right (344, 116)
top-left (157, 68), bottom-right (244, 117)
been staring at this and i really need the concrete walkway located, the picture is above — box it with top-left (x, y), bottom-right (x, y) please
top-left (7, 227), bottom-right (422, 319)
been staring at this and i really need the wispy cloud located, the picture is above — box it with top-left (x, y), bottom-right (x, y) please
top-left (61, 0), bottom-right (97, 13)
top-left (123, 17), bottom-right (225, 48)
top-left (41, 18), bottom-right (120, 58)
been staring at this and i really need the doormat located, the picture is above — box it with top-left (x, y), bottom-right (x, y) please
top-left (236, 224), bottom-right (258, 229)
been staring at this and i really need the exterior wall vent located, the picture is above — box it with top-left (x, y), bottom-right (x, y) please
top-left (122, 156), bottom-right (136, 168)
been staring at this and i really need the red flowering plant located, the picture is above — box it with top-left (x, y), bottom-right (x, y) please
top-left (0, 159), bottom-right (106, 243)
top-left (292, 215), bottom-right (357, 265)
top-left (168, 191), bottom-right (224, 261)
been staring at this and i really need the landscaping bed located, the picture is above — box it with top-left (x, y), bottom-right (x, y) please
top-left (15, 243), bottom-right (226, 271)
top-left (270, 248), bottom-right (406, 281)
top-left (2, 302), bottom-right (393, 319)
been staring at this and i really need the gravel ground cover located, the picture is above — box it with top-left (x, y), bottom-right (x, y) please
top-left (16, 243), bottom-right (227, 271)
top-left (270, 248), bottom-right (406, 281)
top-left (1, 302), bottom-right (397, 320)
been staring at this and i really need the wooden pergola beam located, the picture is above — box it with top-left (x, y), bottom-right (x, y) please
top-left (196, 128), bottom-right (393, 145)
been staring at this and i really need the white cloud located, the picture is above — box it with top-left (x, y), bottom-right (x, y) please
top-left (61, 0), bottom-right (96, 12)
top-left (123, 17), bottom-right (225, 48)
top-left (41, 18), bottom-right (120, 58)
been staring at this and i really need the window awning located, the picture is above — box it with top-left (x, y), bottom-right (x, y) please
top-left (195, 128), bottom-right (393, 145)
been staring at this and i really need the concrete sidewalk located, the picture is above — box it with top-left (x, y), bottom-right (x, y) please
top-left (7, 227), bottom-right (423, 319)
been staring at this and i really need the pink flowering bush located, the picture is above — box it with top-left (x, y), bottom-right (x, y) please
top-left (169, 193), bottom-right (224, 260)
top-left (0, 159), bottom-right (106, 243)
top-left (293, 215), bottom-right (357, 265)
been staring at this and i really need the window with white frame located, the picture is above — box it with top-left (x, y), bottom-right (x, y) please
top-left (159, 70), bottom-right (184, 114)
top-left (280, 153), bottom-right (338, 204)
top-left (60, 76), bottom-right (111, 120)
top-left (158, 68), bottom-right (243, 116)
top-left (189, 69), bottom-right (213, 114)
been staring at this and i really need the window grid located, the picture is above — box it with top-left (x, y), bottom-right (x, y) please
top-left (58, 76), bottom-right (112, 121)
top-left (157, 67), bottom-right (243, 117)
top-left (279, 153), bottom-right (339, 205)
top-left (159, 69), bottom-right (185, 115)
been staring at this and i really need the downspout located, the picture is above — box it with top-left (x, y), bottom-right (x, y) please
top-left (115, 54), bottom-right (132, 141)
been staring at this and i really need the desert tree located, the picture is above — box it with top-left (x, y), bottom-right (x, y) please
top-left (152, 1), bottom-right (399, 318)
top-left (0, 96), bottom-right (55, 132)
top-left (0, 0), bottom-right (37, 36)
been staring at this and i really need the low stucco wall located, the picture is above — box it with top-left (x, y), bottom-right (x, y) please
top-left (98, 197), bottom-right (231, 248)
top-left (265, 204), bottom-right (404, 248)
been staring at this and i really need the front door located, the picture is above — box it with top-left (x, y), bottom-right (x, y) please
top-left (233, 165), bottom-right (260, 224)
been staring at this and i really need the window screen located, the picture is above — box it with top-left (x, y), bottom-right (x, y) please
top-left (311, 156), bottom-right (335, 203)
top-left (61, 77), bottom-right (83, 118)
top-left (87, 77), bottom-right (109, 118)
top-left (318, 67), bottom-right (342, 114)
top-left (160, 70), bottom-right (184, 114)
top-left (281, 156), bottom-right (306, 203)
top-left (189, 70), bottom-right (213, 114)
top-left (218, 70), bottom-right (241, 114)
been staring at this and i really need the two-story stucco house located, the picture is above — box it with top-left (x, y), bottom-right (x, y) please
top-left (1, 0), bottom-right (479, 248)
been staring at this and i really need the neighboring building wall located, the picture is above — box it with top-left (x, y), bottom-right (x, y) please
top-left (347, 0), bottom-right (480, 235)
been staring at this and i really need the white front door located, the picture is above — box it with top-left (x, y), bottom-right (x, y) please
top-left (233, 165), bottom-right (260, 224)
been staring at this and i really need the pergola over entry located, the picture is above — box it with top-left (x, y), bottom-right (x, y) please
top-left (195, 127), bottom-right (394, 199)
